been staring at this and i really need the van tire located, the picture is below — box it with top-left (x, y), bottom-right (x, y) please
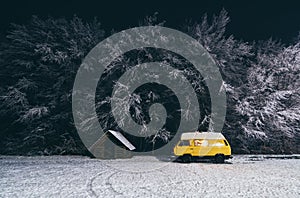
top-left (214, 154), bottom-right (225, 163)
top-left (181, 155), bottom-right (192, 163)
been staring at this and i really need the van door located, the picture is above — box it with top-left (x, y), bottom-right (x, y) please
top-left (175, 140), bottom-right (191, 155)
top-left (193, 139), bottom-right (210, 156)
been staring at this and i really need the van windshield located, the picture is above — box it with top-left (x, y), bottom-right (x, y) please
top-left (178, 140), bottom-right (190, 146)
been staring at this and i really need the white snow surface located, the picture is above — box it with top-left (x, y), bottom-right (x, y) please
top-left (0, 155), bottom-right (299, 198)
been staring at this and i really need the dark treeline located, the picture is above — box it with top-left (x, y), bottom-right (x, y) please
top-left (0, 10), bottom-right (299, 156)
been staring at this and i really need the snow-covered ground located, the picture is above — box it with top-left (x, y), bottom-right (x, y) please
top-left (0, 155), bottom-right (299, 197)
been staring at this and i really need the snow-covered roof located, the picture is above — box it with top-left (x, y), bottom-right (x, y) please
top-left (180, 132), bottom-right (225, 140)
top-left (108, 130), bottom-right (136, 150)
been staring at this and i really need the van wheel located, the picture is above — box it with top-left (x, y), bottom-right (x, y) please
top-left (181, 155), bottom-right (192, 163)
top-left (214, 154), bottom-right (225, 163)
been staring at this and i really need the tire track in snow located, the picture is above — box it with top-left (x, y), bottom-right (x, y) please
top-left (86, 170), bottom-right (109, 197)
top-left (86, 169), bottom-right (122, 197)
top-left (104, 171), bottom-right (123, 196)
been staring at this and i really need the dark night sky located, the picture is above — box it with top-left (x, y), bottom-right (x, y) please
top-left (0, 0), bottom-right (300, 43)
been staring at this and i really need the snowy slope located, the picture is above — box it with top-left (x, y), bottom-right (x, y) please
top-left (0, 155), bottom-right (299, 197)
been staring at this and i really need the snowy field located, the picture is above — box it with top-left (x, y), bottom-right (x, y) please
top-left (0, 155), bottom-right (299, 198)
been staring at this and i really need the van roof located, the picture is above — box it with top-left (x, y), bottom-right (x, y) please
top-left (180, 132), bottom-right (225, 140)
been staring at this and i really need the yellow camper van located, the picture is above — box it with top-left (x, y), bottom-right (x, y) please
top-left (173, 132), bottom-right (232, 163)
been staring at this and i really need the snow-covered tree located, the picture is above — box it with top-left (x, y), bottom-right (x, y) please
top-left (237, 38), bottom-right (300, 153)
top-left (182, 9), bottom-right (254, 153)
top-left (0, 16), bottom-right (104, 155)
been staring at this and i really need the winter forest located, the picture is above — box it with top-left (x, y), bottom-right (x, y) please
top-left (0, 10), bottom-right (299, 156)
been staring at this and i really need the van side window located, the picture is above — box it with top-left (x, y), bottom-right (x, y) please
top-left (178, 140), bottom-right (190, 146)
top-left (194, 139), bottom-right (203, 146)
top-left (223, 140), bottom-right (228, 146)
